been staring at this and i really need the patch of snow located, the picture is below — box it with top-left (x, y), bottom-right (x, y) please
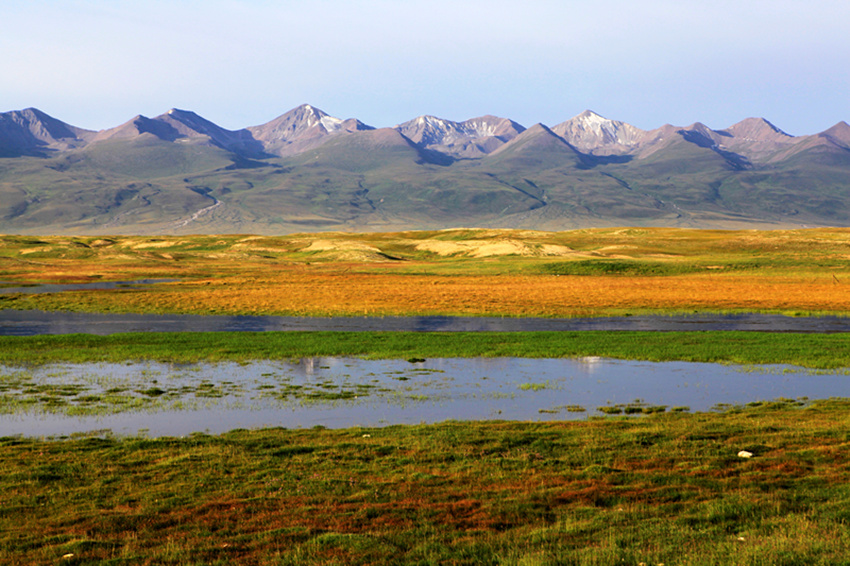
top-left (580, 111), bottom-right (609, 128)
top-left (465, 120), bottom-right (498, 137)
top-left (320, 116), bottom-right (343, 132)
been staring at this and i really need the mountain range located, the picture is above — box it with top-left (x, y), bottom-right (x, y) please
top-left (1, 104), bottom-right (850, 234)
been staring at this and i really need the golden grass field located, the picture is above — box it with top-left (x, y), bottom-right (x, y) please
top-left (2, 227), bottom-right (849, 317)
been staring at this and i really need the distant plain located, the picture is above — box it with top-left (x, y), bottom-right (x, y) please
top-left (2, 227), bottom-right (849, 318)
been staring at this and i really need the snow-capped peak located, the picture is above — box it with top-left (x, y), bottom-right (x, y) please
top-left (294, 104), bottom-right (343, 132)
top-left (573, 110), bottom-right (625, 138)
top-left (576, 110), bottom-right (609, 128)
top-left (396, 115), bottom-right (520, 145)
top-left (552, 110), bottom-right (644, 153)
top-left (414, 115), bottom-right (449, 129)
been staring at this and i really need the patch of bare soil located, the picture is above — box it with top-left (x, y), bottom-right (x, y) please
top-left (414, 239), bottom-right (577, 258)
top-left (300, 240), bottom-right (393, 262)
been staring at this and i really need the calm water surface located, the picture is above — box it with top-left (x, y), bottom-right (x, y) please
top-left (3, 310), bottom-right (850, 335)
top-left (1, 357), bottom-right (846, 437)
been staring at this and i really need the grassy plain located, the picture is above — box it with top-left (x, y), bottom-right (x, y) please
top-left (3, 400), bottom-right (850, 565)
top-left (3, 228), bottom-right (850, 564)
top-left (1, 227), bottom-right (850, 317)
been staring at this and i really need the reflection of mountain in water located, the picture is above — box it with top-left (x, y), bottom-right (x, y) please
top-left (1, 310), bottom-right (849, 336)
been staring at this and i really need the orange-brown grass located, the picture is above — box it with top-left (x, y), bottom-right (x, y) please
top-left (7, 269), bottom-right (850, 317)
top-left (2, 228), bottom-right (850, 316)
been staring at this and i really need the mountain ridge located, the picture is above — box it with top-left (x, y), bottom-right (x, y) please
top-left (395, 114), bottom-right (525, 158)
top-left (4, 104), bottom-right (846, 162)
top-left (1, 104), bottom-right (849, 235)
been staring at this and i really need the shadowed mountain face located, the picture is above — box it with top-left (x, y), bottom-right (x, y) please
top-left (0, 108), bottom-right (95, 157)
top-left (0, 105), bottom-right (849, 235)
top-left (91, 109), bottom-right (266, 158)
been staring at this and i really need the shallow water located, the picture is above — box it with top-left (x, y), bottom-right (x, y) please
top-left (3, 310), bottom-right (850, 335)
top-left (0, 279), bottom-right (176, 295)
top-left (1, 357), bottom-right (846, 437)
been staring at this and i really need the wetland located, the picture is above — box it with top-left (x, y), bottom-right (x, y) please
top-left (1, 357), bottom-right (847, 438)
top-left (2, 228), bottom-right (850, 564)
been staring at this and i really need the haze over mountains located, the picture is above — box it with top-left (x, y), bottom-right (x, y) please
top-left (1, 104), bottom-right (849, 235)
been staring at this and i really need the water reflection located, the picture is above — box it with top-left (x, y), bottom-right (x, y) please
top-left (1, 357), bottom-right (846, 438)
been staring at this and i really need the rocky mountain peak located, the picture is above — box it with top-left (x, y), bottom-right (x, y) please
top-left (723, 117), bottom-right (791, 142)
top-left (552, 110), bottom-right (644, 154)
top-left (3, 104), bottom-right (850, 234)
top-left (158, 108), bottom-right (223, 136)
top-left (249, 104), bottom-right (352, 141)
top-left (0, 107), bottom-right (94, 155)
top-left (394, 114), bottom-right (525, 157)
top-left (820, 121), bottom-right (850, 146)
top-left (246, 104), bottom-right (372, 157)
top-left (461, 115), bottom-right (525, 139)
top-left (491, 122), bottom-right (573, 154)
top-left (396, 115), bottom-right (460, 145)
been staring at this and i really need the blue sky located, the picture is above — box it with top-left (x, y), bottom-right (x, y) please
top-left (2, 0), bottom-right (848, 135)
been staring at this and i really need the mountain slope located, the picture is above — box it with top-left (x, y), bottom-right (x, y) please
top-left (765, 122), bottom-right (850, 167)
top-left (1, 105), bottom-right (850, 234)
top-left (484, 124), bottom-right (587, 169)
top-left (0, 108), bottom-right (95, 157)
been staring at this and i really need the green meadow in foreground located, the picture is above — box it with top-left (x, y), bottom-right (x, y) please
top-left (2, 330), bottom-right (850, 368)
top-left (2, 399), bottom-right (849, 565)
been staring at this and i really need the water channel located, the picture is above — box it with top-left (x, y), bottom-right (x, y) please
top-left (3, 310), bottom-right (850, 335)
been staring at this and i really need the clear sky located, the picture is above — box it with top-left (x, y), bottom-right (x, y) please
top-left (2, 0), bottom-right (848, 135)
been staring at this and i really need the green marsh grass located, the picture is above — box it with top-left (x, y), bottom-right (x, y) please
top-left (2, 399), bottom-right (849, 564)
top-left (1, 330), bottom-right (850, 368)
